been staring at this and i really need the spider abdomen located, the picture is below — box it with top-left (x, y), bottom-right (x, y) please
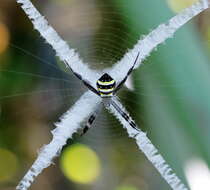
top-left (96, 73), bottom-right (116, 97)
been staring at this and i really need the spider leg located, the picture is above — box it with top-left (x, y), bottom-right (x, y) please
top-left (80, 103), bottom-right (102, 136)
top-left (64, 61), bottom-right (100, 96)
top-left (113, 53), bottom-right (140, 94)
top-left (81, 113), bottom-right (97, 136)
top-left (110, 98), bottom-right (140, 131)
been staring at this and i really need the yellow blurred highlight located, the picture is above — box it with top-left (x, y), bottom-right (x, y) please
top-left (115, 184), bottom-right (138, 190)
top-left (167, 0), bottom-right (198, 13)
top-left (206, 27), bottom-right (210, 50)
top-left (60, 144), bottom-right (101, 184)
top-left (0, 22), bottom-right (9, 54)
top-left (0, 148), bottom-right (18, 182)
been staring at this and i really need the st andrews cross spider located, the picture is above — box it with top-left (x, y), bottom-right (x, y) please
top-left (65, 53), bottom-right (140, 135)
top-left (15, 0), bottom-right (210, 190)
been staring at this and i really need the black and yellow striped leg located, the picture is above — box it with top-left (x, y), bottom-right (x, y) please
top-left (110, 99), bottom-right (140, 132)
top-left (81, 114), bottom-right (97, 136)
top-left (113, 52), bottom-right (140, 94)
top-left (64, 60), bottom-right (100, 96)
top-left (80, 104), bottom-right (102, 136)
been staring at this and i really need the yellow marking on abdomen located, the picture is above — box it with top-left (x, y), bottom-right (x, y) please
top-left (98, 88), bottom-right (114, 93)
top-left (97, 80), bottom-right (115, 85)
top-left (100, 92), bottom-right (113, 97)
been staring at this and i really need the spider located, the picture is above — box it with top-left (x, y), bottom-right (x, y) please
top-left (65, 52), bottom-right (140, 135)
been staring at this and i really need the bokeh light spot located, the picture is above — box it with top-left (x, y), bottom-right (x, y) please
top-left (0, 148), bottom-right (18, 182)
top-left (167, 0), bottom-right (198, 13)
top-left (0, 22), bottom-right (9, 54)
top-left (185, 158), bottom-right (210, 190)
top-left (60, 144), bottom-right (101, 184)
top-left (115, 184), bottom-right (138, 190)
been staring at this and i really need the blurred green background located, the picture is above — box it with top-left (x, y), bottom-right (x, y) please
top-left (0, 0), bottom-right (210, 190)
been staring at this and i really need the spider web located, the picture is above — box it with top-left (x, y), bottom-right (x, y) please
top-left (0, 2), bottom-right (148, 172)
top-left (0, 0), bottom-right (210, 190)
top-left (1, 0), bottom-right (181, 144)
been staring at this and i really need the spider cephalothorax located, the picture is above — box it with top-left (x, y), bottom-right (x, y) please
top-left (96, 73), bottom-right (116, 97)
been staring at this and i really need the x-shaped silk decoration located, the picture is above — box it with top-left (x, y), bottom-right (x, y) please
top-left (15, 0), bottom-right (210, 190)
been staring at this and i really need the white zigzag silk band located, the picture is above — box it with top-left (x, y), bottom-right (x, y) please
top-left (16, 92), bottom-right (101, 190)
top-left (109, 0), bottom-right (210, 83)
top-left (108, 97), bottom-right (188, 190)
top-left (16, 0), bottom-right (101, 84)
